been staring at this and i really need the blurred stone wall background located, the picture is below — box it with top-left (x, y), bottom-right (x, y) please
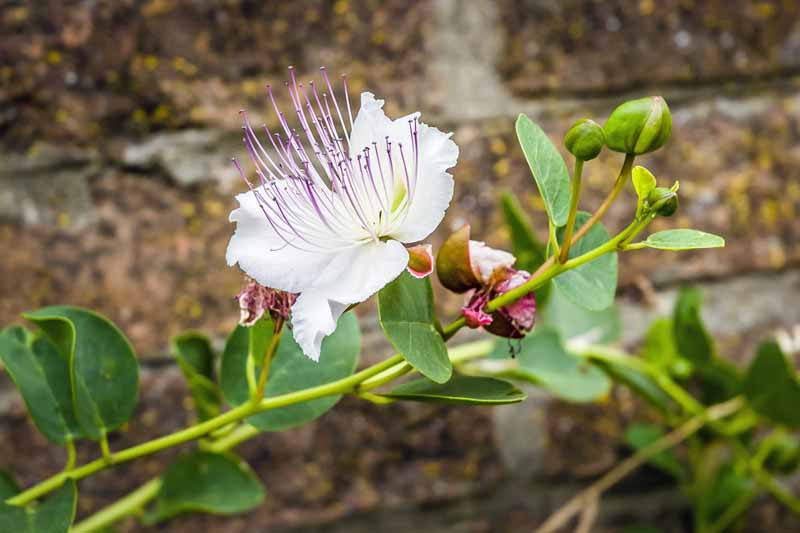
top-left (2, 0), bottom-right (800, 531)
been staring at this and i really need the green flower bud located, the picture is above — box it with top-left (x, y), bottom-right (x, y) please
top-left (603, 96), bottom-right (672, 155)
top-left (564, 119), bottom-right (605, 160)
top-left (647, 187), bottom-right (678, 217)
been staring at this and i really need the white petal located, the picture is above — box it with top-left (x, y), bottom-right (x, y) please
top-left (349, 92), bottom-right (393, 158)
top-left (389, 121), bottom-right (459, 243)
top-left (469, 240), bottom-right (516, 283)
top-left (290, 292), bottom-right (348, 362)
top-left (226, 189), bottom-right (335, 293)
top-left (290, 239), bottom-right (409, 360)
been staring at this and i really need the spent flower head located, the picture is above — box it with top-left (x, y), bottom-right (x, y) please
top-left (236, 279), bottom-right (296, 327)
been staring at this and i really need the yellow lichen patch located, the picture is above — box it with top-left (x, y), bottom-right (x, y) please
top-left (172, 56), bottom-right (198, 77)
top-left (493, 157), bottom-right (510, 178)
top-left (142, 0), bottom-right (175, 17)
top-left (143, 55), bottom-right (159, 71)
top-left (46, 50), bottom-right (62, 65)
top-left (152, 104), bottom-right (170, 123)
top-left (759, 199), bottom-right (780, 231)
top-left (489, 137), bottom-right (507, 156)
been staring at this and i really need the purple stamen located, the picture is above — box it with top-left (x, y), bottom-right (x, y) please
top-left (234, 66), bottom-right (420, 251)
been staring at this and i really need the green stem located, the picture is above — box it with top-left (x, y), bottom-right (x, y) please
top-left (100, 434), bottom-right (112, 464)
top-left (245, 348), bottom-right (257, 399)
top-left (64, 439), bottom-right (76, 471)
top-left (548, 218), bottom-right (560, 258)
top-left (354, 391), bottom-right (397, 404)
top-left (359, 362), bottom-right (412, 392)
top-left (253, 320), bottom-right (283, 402)
top-left (567, 153), bottom-right (634, 247)
top-left (359, 339), bottom-right (496, 393)
top-left (71, 339), bottom-right (498, 531)
top-left (205, 424), bottom-right (259, 453)
top-left (749, 458), bottom-right (800, 514)
top-left (706, 430), bottom-right (785, 533)
top-left (537, 396), bottom-right (744, 533)
top-left (705, 486), bottom-right (758, 533)
top-left (449, 339), bottom-right (496, 364)
top-left (573, 344), bottom-right (703, 414)
top-left (575, 344), bottom-right (800, 516)
top-left (8, 354), bottom-right (405, 507)
top-left (71, 479), bottom-right (162, 533)
top-left (558, 158), bottom-right (584, 264)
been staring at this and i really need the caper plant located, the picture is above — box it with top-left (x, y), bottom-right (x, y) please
top-left (7, 68), bottom-right (792, 533)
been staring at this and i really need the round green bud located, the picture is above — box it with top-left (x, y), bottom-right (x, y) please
top-left (603, 96), bottom-right (672, 155)
top-left (564, 119), bottom-right (605, 160)
top-left (647, 187), bottom-right (678, 217)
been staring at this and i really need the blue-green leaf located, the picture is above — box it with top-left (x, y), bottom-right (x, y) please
top-left (672, 288), bottom-right (714, 365)
top-left (515, 114), bottom-right (571, 226)
top-left (171, 331), bottom-right (221, 421)
top-left (539, 284), bottom-right (620, 344)
top-left (221, 313), bottom-right (361, 431)
top-left (381, 374), bottom-right (526, 405)
top-left (515, 327), bottom-right (611, 402)
top-left (742, 341), bottom-right (800, 427)
top-left (0, 471), bottom-right (19, 500)
top-left (0, 480), bottom-right (76, 533)
top-left (595, 360), bottom-right (672, 413)
top-left (149, 452), bottom-right (264, 523)
top-left (0, 332), bottom-right (83, 444)
top-left (378, 272), bottom-right (451, 383)
top-left (24, 307), bottom-right (139, 440)
top-left (625, 424), bottom-right (684, 480)
top-left (642, 229), bottom-right (724, 251)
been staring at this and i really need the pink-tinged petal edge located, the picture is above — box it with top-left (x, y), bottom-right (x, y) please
top-left (407, 244), bottom-right (434, 279)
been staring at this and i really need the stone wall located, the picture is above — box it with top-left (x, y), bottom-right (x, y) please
top-left (2, 1), bottom-right (800, 531)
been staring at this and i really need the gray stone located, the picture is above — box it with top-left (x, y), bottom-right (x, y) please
top-left (618, 270), bottom-right (800, 355)
top-left (492, 386), bottom-right (550, 480)
top-left (121, 129), bottom-right (246, 188)
top-left (0, 143), bottom-right (97, 228)
top-left (426, 0), bottom-right (520, 120)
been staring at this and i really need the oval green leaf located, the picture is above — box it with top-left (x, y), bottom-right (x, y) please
top-left (742, 341), bottom-right (800, 427)
top-left (221, 312), bottom-right (361, 431)
top-left (642, 229), bottom-right (725, 251)
top-left (0, 471), bottom-right (19, 500)
top-left (0, 480), bottom-right (76, 533)
top-left (553, 211), bottom-right (618, 311)
top-left (0, 332), bottom-right (84, 444)
top-left (150, 452), bottom-right (264, 523)
top-left (24, 306), bottom-right (139, 440)
top-left (378, 272), bottom-right (451, 383)
top-left (500, 191), bottom-right (551, 305)
top-left (672, 288), bottom-right (715, 365)
top-left (515, 114), bottom-right (571, 226)
top-left (594, 359), bottom-right (672, 413)
top-left (171, 331), bottom-right (221, 421)
top-left (515, 327), bottom-right (611, 402)
top-left (381, 374), bottom-right (526, 405)
top-left (625, 424), bottom-right (685, 480)
top-left (540, 284), bottom-right (620, 344)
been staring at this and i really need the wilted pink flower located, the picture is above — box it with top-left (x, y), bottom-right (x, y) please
top-left (236, 280), bottom-right (297, 327)
top-left (462, 267), bottom-right (536, 338)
